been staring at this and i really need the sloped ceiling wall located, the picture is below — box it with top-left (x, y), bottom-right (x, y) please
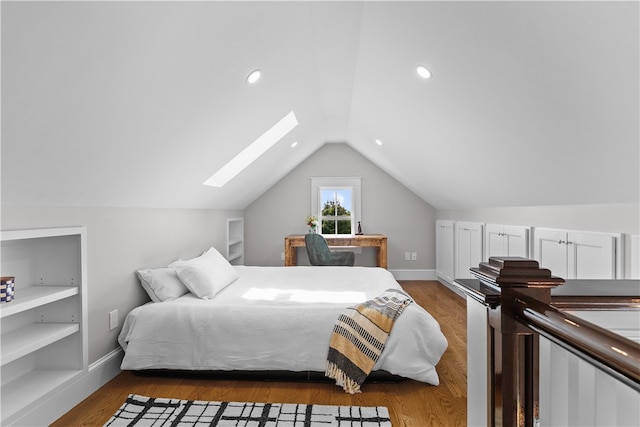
top-left (2, 1), bottom-right (638, 210)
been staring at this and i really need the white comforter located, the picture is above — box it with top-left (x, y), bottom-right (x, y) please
top-left (119, 266), bottom-right (448, 385)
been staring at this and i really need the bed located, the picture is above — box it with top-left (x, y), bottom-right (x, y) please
top-left (118, 250), bottom-right (448, 386)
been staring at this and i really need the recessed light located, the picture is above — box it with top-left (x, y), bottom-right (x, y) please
top-left (416, 65), bottom-right (432, 79)
top-left (246, 69), bottom-right (261, 84)
top-left (291, 141), bottom-right (298, 148)
top-left (375, 139), bottom-right (383, 146)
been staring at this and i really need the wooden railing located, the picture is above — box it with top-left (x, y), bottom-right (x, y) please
top-left (514, 295), bottom-right (640, 392)
top-left (456, 257), bottom-right (640, 427)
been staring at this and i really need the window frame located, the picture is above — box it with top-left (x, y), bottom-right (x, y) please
top-left (310, 177), bottom-right (362, 236)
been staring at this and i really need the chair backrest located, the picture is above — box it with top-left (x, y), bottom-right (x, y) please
top-left (305, 233), bottom-right (331, 265)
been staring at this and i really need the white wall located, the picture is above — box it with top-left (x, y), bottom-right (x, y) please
top-left (0, 205), bottom-right (241, 364)
top-left (244, 143), bottom-right (437, 271)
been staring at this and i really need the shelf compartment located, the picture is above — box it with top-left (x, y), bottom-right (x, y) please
top-left (228, 252), bottom-right (243, 262)
top-left (0, 286), bottom-right (78, 318)
top-left (1, 368), bottom-right (82, 423)
top-left (1, 323), bottom-right (80, 366)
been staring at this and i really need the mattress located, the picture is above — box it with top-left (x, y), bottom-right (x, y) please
top-left (119, 266), bottom-right (448, 385)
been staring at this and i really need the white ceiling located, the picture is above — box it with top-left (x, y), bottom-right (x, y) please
top-left (2, 1), bottom-right (638, 210)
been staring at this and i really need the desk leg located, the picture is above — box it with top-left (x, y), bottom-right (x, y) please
top-left (377, 242), bottom-right (388, 269)
top-left (285, 242), bottom-right (296, 266)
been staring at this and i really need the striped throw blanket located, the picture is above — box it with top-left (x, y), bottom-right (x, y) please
top-left (325, 288), bottom-right (413, 394)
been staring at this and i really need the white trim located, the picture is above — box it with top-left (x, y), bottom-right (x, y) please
top-left (389, 269), bottom-right (436, 281)
top-left (89, 347), bottom-right (124, 372)
top-left (9, 349), bottom-right (123, 426)
top-left (437, 278), bottom-right (467, 299)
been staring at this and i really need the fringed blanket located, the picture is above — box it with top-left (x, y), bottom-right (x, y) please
top-left (325, 288), bottom-right (413, 394)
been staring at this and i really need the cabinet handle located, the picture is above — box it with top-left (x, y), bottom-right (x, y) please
top-left (558, 240), bottom-right (565, 244)
top-left (566, 241), bottom-right (573, 245)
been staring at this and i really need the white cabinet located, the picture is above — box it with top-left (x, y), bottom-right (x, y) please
top-left (626, 235), bottom-right (639, 280)
top-left (226, 218), bottom-right (244, 265)
top-left (1, 227), bottom-right (87, 426)
top-left (455, 222), bottom-right (484, 280)
top-left (533, 228), bottom-right (621, 279)
top-left (436, 220), bottom-right (455, 284)
top-left (484, 224), bottom-right (530, 260)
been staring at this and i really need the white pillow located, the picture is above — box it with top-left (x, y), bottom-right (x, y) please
top-left (170, 247), bottom-right (239, 299)
top-left (137, 268), bottom-right (189, 302)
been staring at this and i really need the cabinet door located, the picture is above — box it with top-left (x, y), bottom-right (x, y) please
top-left (485, 224), bottom-right (507, 260)
top-left (436, 221), bottom-right (455, 283)
top-left (455, 222), bottom-right (483, 279)
top-left (630, 235), bottom-right (640, 280)
top-left (469, 224), bottom-right (483, 275)
top-left (504, 225), bottom-right (529, 258)
top-left (534, 229), bottom-right (568, 278)
top-left (568, 232), bottom-right (616, 279)
top-left (436, 223), bottom-right (445, 277)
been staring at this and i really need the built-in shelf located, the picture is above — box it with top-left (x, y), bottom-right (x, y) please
top-left (226, 218), bottom-right (244, 265)
top-left (1, 369), bottom-right (83, 422)
top-left (228, 252), bottom-right (242, 262)
top-left (0, 286), bottom-right (78, 318)
top-left (2, 323), bottom-right (80, 365)
top-left (1, 226), bottom-right (87, 426)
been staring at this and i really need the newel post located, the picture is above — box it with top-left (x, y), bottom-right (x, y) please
top-left (471, 257), bottom-right (564, 427)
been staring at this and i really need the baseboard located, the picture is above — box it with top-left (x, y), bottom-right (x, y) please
top-left (10, 348), bottom-right (123, 426)
top-left (436, 277), bottom-right (467, 299)
top-left (389, 269), bottom-right (436, 280)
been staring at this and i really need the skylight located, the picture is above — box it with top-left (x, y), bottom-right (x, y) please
top-left (203, 111), bottom-right (298, 187)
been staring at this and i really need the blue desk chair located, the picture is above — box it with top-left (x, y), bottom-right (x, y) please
top-left (305, 234), bottom-right (355, 266)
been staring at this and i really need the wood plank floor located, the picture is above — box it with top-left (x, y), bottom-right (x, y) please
top-left (52, 281), bottom-right (467, 426)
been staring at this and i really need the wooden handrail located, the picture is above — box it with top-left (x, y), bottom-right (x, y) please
top-left (514, 295), bottom-right (640, 391)
top-left (459, 257), bottom-right (640, 427)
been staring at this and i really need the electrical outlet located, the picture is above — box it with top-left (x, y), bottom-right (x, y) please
top-left (411, 252), bottom-right (417, 260)
top-left (109, 309), bottom-right (118, 330)
top-left (404, 252), bottom-right (411, 261)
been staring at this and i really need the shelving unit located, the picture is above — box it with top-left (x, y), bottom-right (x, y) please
top-left (1, 227), bottom-right (87, 426)
top-left (226, 218), bottom-right (244, 265)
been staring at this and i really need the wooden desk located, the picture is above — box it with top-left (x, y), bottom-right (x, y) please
top-left (284, 234), bottom-right (387, 269)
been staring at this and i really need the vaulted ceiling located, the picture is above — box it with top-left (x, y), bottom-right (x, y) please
top-left (2, 1), bottom-right (638, 210)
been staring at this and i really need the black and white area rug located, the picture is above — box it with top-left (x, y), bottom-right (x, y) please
top-left (105, 394), bottom-right (392, 427)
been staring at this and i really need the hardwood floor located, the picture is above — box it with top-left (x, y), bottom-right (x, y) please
top-left (52, 281), bottom-right (467, 426)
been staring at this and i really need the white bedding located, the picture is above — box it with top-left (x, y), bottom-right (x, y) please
top-left (119, 266), bottom-right (448, 385)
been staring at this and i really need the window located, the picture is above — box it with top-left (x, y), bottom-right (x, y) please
top-left (320, 188), bottom-right (352, 234)
top-left (311, 177), bottom-right (361, 236)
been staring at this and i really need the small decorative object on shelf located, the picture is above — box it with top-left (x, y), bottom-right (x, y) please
top-left (1, 276), bottom-right (15, 303)
top-left (305, 215), bottom-right (319, 234)
top-left (356, 221), bottom-right (363, 235)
